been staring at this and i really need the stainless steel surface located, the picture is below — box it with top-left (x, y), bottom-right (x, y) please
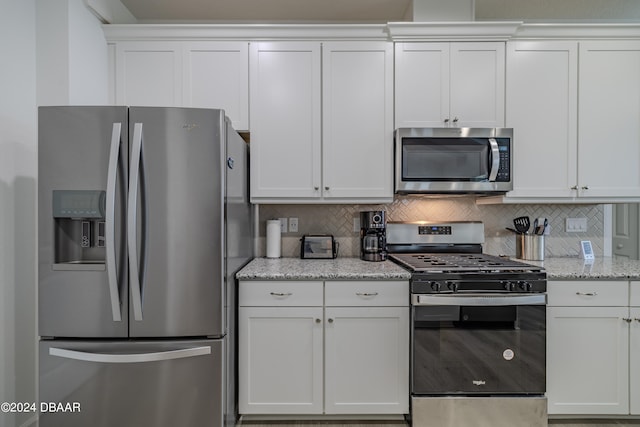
top-left (412, 293), bottom-right (546, 306)
top-left (127, 107), bottom-right (226, 338)
top-left (387, 221), bottom-right (484, 247)
top-left (39, 106), bottom-right (129, 338)
top-left (488, 137), bottom-right (500, 182)
top-left (39, 106), bottom-right (254, 427)
top-left (39, 339), bottom-right (224, 427)
top-left (516, 234), bottom-right (545, 261)
top-left (395, 127), bottom-right (513, 194)
top-left (128, 122), bottom-right (144, 322)
top-left (106, 122), bottom-right (123, 322)
top-left (411, 396), bottom-right (548, 427)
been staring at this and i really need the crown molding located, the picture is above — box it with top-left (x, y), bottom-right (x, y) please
top-left (513, 23), bottom-right (640, 40)
top-left (386, 21), bottom-right (522, 41)
top-left (102, 24), bottom-right (390, 41)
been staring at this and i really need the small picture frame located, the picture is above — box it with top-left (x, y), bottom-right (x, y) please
top-left (580, 240), bottom-right (595, 261)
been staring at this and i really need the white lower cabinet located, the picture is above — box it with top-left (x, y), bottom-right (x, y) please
top-left (238, 280), bottom-right (409, 416)
top-left (547, 281), bottom-right (636, 415)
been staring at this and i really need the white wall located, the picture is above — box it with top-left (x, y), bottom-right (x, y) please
top-left (0, 1), bottom-right (109, 426)
top-left (0, 1), bottom-right (38, 426)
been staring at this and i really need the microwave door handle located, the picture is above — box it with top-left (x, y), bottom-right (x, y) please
top-left (488, 138), bottom-right (500, 182)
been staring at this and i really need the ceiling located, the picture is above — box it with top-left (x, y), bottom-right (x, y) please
top-left (119, 0), bottom-right (413, 23)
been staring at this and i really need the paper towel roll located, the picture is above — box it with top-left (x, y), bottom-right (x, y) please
top-left (266, 220), bottom-right (281, 258)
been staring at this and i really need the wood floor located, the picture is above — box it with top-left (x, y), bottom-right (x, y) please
top-left (237, 420), bottom-right (640, 427)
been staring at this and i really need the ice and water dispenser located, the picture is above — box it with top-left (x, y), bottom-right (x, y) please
top-left (52, 190), bottom-right (106, 269)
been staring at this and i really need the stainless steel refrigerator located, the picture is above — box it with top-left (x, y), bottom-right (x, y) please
top-left (38, 106), bottom-right (253, 427)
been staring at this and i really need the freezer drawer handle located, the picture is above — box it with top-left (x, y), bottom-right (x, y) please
top-left (49, 346), bottom-right (211, 364)
top-left (106, 122), bottom-right (123, 322)
top-left (128, 123), bottom-right (145, 321)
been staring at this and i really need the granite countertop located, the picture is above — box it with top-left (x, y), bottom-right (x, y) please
top-left (518, 256), bottom-right (640, 280)
top-left (237, 256), bottom-right (640, 281)
top-left (236, 257), bottom-right (412, 281)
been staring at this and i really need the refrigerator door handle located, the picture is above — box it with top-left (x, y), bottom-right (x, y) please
top-left (106, 122), bottom-right (123, 322)
top-left (128, 123), bottom-right (144, 321)
top-left (49, 346), bottom-right (212, 363)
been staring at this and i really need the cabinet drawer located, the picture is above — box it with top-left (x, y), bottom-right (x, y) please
top-left (325, 281), bottom-right (409, 307)
top-left (631, 281), bottom-right (640, 307)
top-left (239, 281), bottom-right (323, 307)
top-left (547, 281), bottom-right (628, 307)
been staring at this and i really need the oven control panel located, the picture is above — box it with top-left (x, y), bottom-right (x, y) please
top-left (418, 225), bottom-right (451, 235)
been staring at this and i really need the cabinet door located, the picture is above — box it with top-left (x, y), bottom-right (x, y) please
top-left (547, 306), bottom-right (629, 415)
top-left (115, 42), bottom-right (182, 106)
top-left (506, 41), bottom-right (578, 198)
top-left (183, 42), bottom-right (249, 130)
top-left (579, 41), bottom-right (640, 198)
top-left (238, 307), bottom-right (323, 414)
top-left (395, 42), bottom-right (450, 127)
top-left (449, 42), bottom-right (505, 128)
top-left (324, 307), bottom-right (409, 414)
top-left (322, 42), bottom-right (393, 201)
top-left (631, 307), bottom-right (640, 414)
top-left (249, 42), bottom-right (321, 200)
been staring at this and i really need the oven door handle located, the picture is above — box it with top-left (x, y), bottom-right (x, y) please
top-left (412, 294), bottom-right (547, 306)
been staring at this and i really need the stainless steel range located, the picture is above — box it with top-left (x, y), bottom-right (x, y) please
top-left (387, 222), bottom-right (548, 427)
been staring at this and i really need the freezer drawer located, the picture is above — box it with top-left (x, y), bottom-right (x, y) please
top-left (39, 339), bottom-right (224, 427)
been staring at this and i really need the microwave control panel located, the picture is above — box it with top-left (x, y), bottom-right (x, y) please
top-left (495, 139), bottom-right (511, 182)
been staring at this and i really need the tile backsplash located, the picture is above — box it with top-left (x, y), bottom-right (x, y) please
top-left (257, 196), bottom-right (605, 258)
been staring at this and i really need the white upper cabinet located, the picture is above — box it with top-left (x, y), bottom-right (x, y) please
top-left (321, 42), bottom-right (394, 200)
top-left (183, 42), bottom-right (249, 130)
top-left (249, 42), bottom-right (322, 200)
top-left (395, 42), bottom-right (505, 128)
top-left (250, 41), bottom-right (394, 203)
top-left (505, 41), bottom-right (578, 199)
top-left (112, 41), bottom-right (249, 130)
top-left (115, 42), bottom-right (183, 107)
top-left (578, 41), bottom-right (640, 199)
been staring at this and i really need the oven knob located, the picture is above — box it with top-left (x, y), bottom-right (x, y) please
top-left (518, 281), bottom-right (532, 292)
top-left (446, 281), bottom-right (458, 292)
top-left (502, 281), bottom-right (514, 292)
top-left (430, 281), bottom-right (442, 292)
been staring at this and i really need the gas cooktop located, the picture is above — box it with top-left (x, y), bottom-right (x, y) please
top-left (389, 252), bottom-right (543, 273)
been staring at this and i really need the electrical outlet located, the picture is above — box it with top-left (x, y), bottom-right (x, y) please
top-left (278, 217), bottom-right (288, 233)
top-left (289, 217), bottom-right (298, 233)
top-left (565, 217), bottom-right (587, 232)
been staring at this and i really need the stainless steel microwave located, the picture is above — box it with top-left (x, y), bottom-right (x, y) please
top-left (395, 127), bottom-right (513, 194)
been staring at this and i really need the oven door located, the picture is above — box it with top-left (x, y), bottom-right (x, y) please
top-left (412, 294), bottom-right (546, 396)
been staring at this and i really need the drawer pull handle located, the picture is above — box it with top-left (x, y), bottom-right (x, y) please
top-left (356, 292), bottom-right (379, 297)
top-left (624, 318), bottom-right (633, 323)
top-left (576, 292), bottom-right (598, 296)
top-left (270, 292), bottom-right (293, 297)
top-left (635, 318), bottom-right (640, 322)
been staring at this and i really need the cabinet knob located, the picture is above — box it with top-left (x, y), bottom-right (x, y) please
top-left (444, 118), bottom-right (450, 124)
top-left (325, 186), bottom-right (330, 191)
top-left (452, 117), bottom-right (459, 123)
top-left (617, 243), bottom-right (624, 249)
top-left (635, 318), bottom-right (640, 322)
top-left (623, 318), bottom-right (633, 323)
top-left (570, 185), bottom-right (578, 190)
top-left (581, 185), bottom-right (589, 190)
top-left (314, 186), bottom-right (319, 191)
top-left (315, 318), bottom-right (321, 323)
top-left (328, 318), bottom-right (334, 324)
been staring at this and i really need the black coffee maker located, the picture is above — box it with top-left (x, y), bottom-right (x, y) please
top-left (360, 211), bottom-right (387, 262)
